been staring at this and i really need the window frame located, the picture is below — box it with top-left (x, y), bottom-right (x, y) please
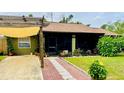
top-left (18, 37), bottom-right (31, 48)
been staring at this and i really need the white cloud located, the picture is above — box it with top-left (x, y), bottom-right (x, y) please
top-left (93, 12), bottom-right (105, 21)
top-left (93, 16), bottom-right (102, 20)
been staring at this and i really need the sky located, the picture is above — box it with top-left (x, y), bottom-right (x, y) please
top-left (0, 12), bottom-right (124, 27)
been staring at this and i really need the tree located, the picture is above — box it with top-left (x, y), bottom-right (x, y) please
top-left (22, 15), bottom-right (27, 22)
top-left (59, 14), bottom-right (82, 24)
top-left (76, 21), bottom-right (82, 24)
top-left (59, 14), bottom-right (74, 23)
top-left (86, 24), bottom-right (91, 27)
top-left (39, 17), bottom-right (47, 23)
top-left (7, 37), bottom-right (14, 55)
top-left (29, 14), bottom-right (33, 17)
top-left (101, 21), bottom-right (124, 34)
top-left (67, 14), bottom-right (73, 22)
top-left (39, 16), bottom-right (45, 68)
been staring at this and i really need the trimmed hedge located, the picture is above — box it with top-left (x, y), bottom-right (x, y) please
top-left (97, 36), bottom-right (124, 57)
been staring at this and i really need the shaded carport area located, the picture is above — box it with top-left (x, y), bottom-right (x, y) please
top-left (0, 26), bottom-right (44, 79)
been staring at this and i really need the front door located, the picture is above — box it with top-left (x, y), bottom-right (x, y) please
top-left (48, 37), bottom-right (57, 54)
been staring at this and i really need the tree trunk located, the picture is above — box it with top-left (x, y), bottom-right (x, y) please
top-left (39, 27), bottom-right (44, 68)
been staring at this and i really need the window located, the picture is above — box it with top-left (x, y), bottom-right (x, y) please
top-left (18, 37), bottom-right (31, 48)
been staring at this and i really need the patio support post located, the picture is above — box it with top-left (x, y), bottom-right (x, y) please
top-left (72, 35), bottom-right (76, 55)
top-left (39, 26), bottom-right (44, 68)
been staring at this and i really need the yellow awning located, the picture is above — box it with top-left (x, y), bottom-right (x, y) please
top-left (0, 27), bottom-right (40, 38)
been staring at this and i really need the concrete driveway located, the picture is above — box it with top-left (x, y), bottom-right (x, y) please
top-left (0, 55), bottom-right (43, 80)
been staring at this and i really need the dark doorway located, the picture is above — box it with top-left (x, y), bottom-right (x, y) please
top-left (47, 37), bottom-right (57, 53)
top-left (44, 32), bottom-right (72, 55)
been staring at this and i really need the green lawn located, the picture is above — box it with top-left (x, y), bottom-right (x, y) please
top-left (65, 53), bottom-right (124, 80)
top-left (0, 56), bottom-right (6, 61)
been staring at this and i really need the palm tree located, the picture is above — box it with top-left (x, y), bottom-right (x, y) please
top-left (67, 14), bottom-right (73, 22)
top-left (101, 21), bottom-right (124, 34)
top-left (59, 14), bottom-right (74, 23)
top-left (59, 14), bottom-right (82, 24)
top-left (101, 24), bottom-right (114, 31)
top-left (39, 17), bottom-right (48, 23)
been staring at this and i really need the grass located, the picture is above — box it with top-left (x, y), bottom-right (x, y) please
top-left (65, 53), bottom-right (124, 80)
top-left (0, 56), bottom-right (6, 61)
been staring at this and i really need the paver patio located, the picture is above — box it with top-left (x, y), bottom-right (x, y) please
top-left (42, 57), bottom-right (91, 80)
top-left (0, 55), bottom-right (43, 80)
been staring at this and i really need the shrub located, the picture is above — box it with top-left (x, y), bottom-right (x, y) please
top-left (7, 37), bottom-right (14, 55)
top-left (86, 50), bottom-right (92, 55)
top-left (97, 36), bottom-right (124, 57)
top-left (59, 50), bottom-right (71, 57)
top-left (88, 60), bottom-right (107, 80)
top-left (80, 49), bottom-right (85, 56)
top-left (73, 49), bottom-right (82, 56)
top-left (114, 37), bottom-right (124, 52)
top-left (0, 52), bottom-right (3, 55)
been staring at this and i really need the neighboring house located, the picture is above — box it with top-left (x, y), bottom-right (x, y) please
top-left (0, 15), bottom-right (117, 55)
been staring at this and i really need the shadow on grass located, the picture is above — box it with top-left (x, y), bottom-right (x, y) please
top-left (108, 53), bottom-right (124, 57)
top-left (80, 53), bottom-right (124, 58)
top-left (115, 54), bottom-right (124, 57)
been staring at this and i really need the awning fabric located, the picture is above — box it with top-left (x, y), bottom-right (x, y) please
top-left (0, 27), bottom-right (40, 38)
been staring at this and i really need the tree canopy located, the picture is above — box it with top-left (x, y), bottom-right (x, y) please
top-left (59, 14), bottom-right (82, 24)
top-left (101, 21), bottom-right (124, 34)
top-left (28, 14), bottom-right (33, 17)
top-left (39, 16), bottom-right (48, 23)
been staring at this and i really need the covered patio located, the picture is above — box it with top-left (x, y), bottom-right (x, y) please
top-left (43, 23), bottom-right (117, 55)
top-left (44, 32), bottom-right (104, 55)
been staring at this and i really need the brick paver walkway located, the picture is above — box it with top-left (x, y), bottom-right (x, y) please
top-left (56, 58), bottom-right (91, 80)
top-left (42, 57), bottom-right (91, 80)
top-left (42, 59), bottom-right (63, 80)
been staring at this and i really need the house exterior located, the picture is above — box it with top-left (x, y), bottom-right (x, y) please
top-left (0, 27), bottom-right (40, 55)
top-left (42, 23), bottom-right (117, 55)
top-left (0, 15), bottom-right (118, 55)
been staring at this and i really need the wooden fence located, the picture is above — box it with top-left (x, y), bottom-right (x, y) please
top-left (0, 37), bottom-right (7, 54)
